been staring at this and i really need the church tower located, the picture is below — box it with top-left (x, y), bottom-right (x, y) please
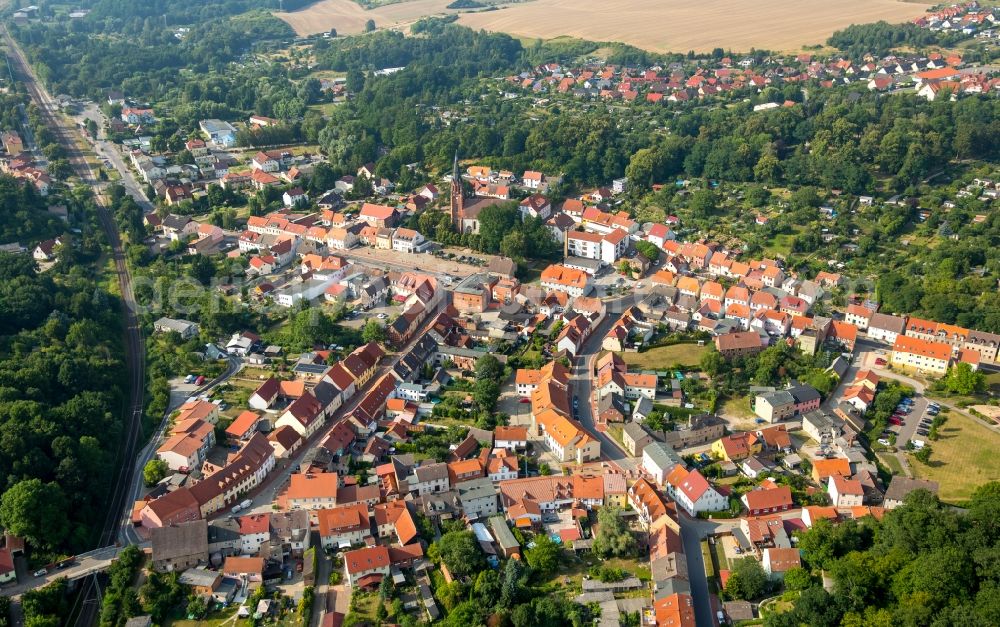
top-left (450, 152), bottom-right (464, 231)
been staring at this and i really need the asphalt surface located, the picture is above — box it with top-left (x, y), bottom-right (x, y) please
top-left (571, 293), bottom-right (717, 626)
top-left (214, 311), bottom-right (445, 522)
top-left (3, 28), bottom-right (147, 625)
top-left (121, 356), bottom-right (245, 546)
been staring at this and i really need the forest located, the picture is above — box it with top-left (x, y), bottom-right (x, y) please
top-left (767, 484), bottom-right (1000, 627)
top-left (0, 183), bottom-right (129, 553)
top-left (827, 21), bottom-right (962, 58)
top-left (13, 11), bottom-right (293, 99)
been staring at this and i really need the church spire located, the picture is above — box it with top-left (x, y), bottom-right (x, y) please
top-left (450, 151), bottom-right (464, 231)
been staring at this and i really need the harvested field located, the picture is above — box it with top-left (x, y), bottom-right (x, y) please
top-left (275, 0), bottom-right (453, 37)
top-left (277, 0), bottom-right (930, 52)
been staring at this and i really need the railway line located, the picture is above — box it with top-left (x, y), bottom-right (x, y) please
top-left (2, 27), bottom-right (147, 627)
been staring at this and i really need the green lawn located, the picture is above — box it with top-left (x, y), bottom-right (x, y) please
top-left (709, 540), bottom-right (731, 572)
top-left (911, 411), bottom-right (1000, 503)
top-left (308, 102), bottom-right (340, 115)
top-left (545, 551), bottom-right (651, 591)
top-left (165, 603), bottom-right (302, 627)
top-left (985, 372), bottom-right (1000, 394)
top-left (621, 343), bottom-right (709, 370)
top-left (878, 452), bottom-right (904, 476)
top-left (721, 395), bottom-right (755, 420)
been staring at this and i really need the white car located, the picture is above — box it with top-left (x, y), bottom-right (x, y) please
top-left (877, 438), bottom-right (891, 447)
top-left (377, 313), bottom-right (387, 319)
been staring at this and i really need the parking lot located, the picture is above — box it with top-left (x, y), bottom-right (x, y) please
top-left (883, 394), bottom-right (938, 449)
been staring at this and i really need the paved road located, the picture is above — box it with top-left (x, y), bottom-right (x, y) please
top-left (311, 533), bottom-right (333, 627)
top-left (0, 547), bottom-right (125, 600)
top-left (3, 27), bottom-right (148, 626)
top-left (96, 136), bottom-right (154, 211)
top-left (571, 294), bottom-right (717, 626)
top-left (216, 311), bottom-right (444, 522)
top-left (121, 356), bottom-right (245, 545)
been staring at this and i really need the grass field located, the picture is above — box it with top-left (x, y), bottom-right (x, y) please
top-left (621, 343), bottom-right (708, 370)
top-left (309, 102), bottom-right (341, 115)
top-left (911, 411), bottom-right (1000, 503)
top-left (277, 0), bottom-right (930, 52)
top-left (721, 395), bottom-right (755, 420)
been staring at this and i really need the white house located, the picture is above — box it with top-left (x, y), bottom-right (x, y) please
top-left (640, 441), bottom-right (683, 485)
top-left (828, 475), bottom-right (864, 508)
top-left (390, 228), bottom-right (425, 254)
top-left (282, 188), bottom-right (308, 207)
top-left (238, 514), bottom-right (271, 555)
top-left (665, 465), bottom-right (728, 515)
top-left (522, 171), bottom-right (544, 189)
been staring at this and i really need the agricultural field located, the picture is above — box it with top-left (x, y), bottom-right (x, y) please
top-left (275, 0), bottom-right (454, 36)
top-left (277, 0), bottom-right (930, 52)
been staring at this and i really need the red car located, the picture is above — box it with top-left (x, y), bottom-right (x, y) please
top-left (874, 358), bottom-right (887, 366)
top-left (519, 398), bottom-right (531, 404)
top-left (194, 375), bottom-right (206, 386)
top-left (888, 417), bottom-right (902, 426)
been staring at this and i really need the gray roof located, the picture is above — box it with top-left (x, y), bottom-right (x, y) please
top-left (759, 389), bottom-right (795, 406)
top-left (413, 462), bottom-right (449, 483)
top-left (162, 214), bottom-right (191, 230)
top-left (642, 441), bottom-right (682, 469)
top-left (884, 476), bottom-right (939, 503)
top-left (789, 384), bottom-right (821, 404)
top-left (269, 509), bottom-right (309, 537)
top-left (458, 477), bottom-right (497, 502)
top-left (633, 396), bottom-right (653, 417)
top-left (488, 516), bottom-right (519, 551)
top-left (155, 317), bottom-right (197, 333)
top-left (151, 519), bottom-right (208, 563)
top-left (598, 393), bottom-right (628, 416)
top-left (563, 256), bottom-right (603, 271)
top-left (869, 312), bottom-right (906, 334)
top-left (623, 421), bottom-right (652, 443)
top-left (826, 356), bottom-right (850, 378)
top-left (208, 518), bottom-right (241, 545)
top-left (179, 568), bottom-right (220, 588)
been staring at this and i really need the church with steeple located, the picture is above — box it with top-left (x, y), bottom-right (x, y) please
top-left (449, 152), bottom-right (505, 235)
top-left (450, 152), bottom-right (464, 231)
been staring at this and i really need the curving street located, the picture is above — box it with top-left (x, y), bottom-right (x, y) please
top-left (571, 293), bottom-right (717, 626)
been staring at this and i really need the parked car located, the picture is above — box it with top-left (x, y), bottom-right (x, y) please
top-left (874, 358), bottom-right (887, 366)
top-left (184, 374), bottom-right (196, 384)
top-left (888, 417), bottom-right (902, 426)
top-left (917, 429), bottom-right (930, 436)
top-left (33, 569), bottom-right (47, 577)
top-left (878, 438), bottom-right (892, 446)
top-left (194, 375), bottom-right (206, 386)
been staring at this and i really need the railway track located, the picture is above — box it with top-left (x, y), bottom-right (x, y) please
top-left (2, 27), bottom-right (147, 627)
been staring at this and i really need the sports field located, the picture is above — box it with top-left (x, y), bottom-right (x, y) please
top-left (277, 0), bottom-right (930, 52)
